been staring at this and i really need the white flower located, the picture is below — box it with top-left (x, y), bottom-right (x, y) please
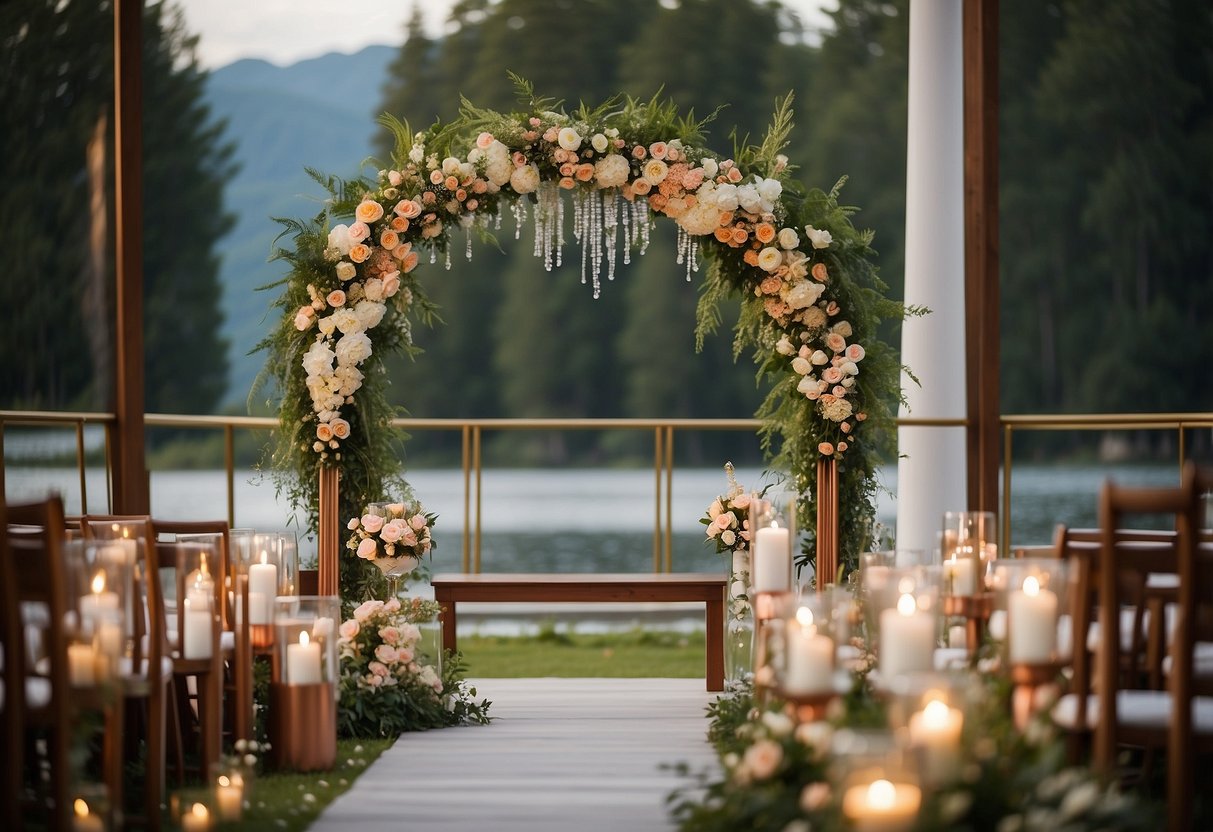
top-left (761, 711), bottom-right (794, 737)
top-left (676, 200), bottom-right (720, 236)
top-left (757, 247), bottom-right (783, 272)
top-left (590, 133), bottom-right (609, 153)
top-left (820, 396), bottom-right (853, 422)
top-left (840, 359), bottom-right (859, 376)
top-left (721, 530), bottom-right (736, 547)
top-left (775, 335), bottom-right (795, 356)
top-left (777, 227), bottom-right (799, 250)
top-left (557, 127), bottom-right (582, 151)
top-left (797, 376), bottom-right (819, 398)
top-left (408, 144), bottom-right (424, 163)
top-left (805, 224), bottom-right (833, 249)
top-left (811, 349), bottom-right (829, 366)
top-left (334, 331), bottom-right (372, 366)
top-left (363, 278), bottom-right (384, 302)
top-left (302, 341), bottom-right (335, 377)
top-left (791, 356), bottom-right (812, 376)
top-left (327, 224), bottom-right (352, 255)
top-left (353, 300), bottom-right (386, 331)
top-left (756, 177), bottom-right (782, 204)
top-left (317, 316), bottom-right (336, 336)
top-left (712, 182), bottom-right (738, 211)
top-left (441, 156), bottom-right (461, 175)
top-left (332, 308), bottom-right (362, 335)
top-left (831, 320), bottom-right (853, 338)
top-left (510, 164), bottom-right (541, 194)
top-left (736, 184), bottom-right (762, 214)
top-left (784, 280), bottom-right (825, 309)
top-left (486, 156), bottom-right (512, 187)
top-left (642, 159), bottom-right (669, 185)
top-left (593, 154), bottom-right (630, 189)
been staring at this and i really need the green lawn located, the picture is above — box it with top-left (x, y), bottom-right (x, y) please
top-left (456, 624), bottom-right (706, 677)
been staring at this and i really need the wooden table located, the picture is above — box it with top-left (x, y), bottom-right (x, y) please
top-left (432, 572), bottom-right (728, 691)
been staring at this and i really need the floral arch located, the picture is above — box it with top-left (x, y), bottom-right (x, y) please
top-left (260, 80), bottom-right (910, 601)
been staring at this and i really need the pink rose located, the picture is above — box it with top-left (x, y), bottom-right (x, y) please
top-left (347, 518), bottom-right (360, 530)
top-left (374, 644), bottom-right (397, 664)
top-left (366, 674), bottom-right (383, 687)
top-left (384, 597), bottom-right (401, 612)
top-left (409, 514), bottom-right (427, 530)
top-left (368, 661), bottom-right (388, 678)
top-left (714, 512), bottom-right (736, 530)
top-left (347, 221), bottom-right (370, 243)
top-left (353, 600), bottom-right (382, 622)
top-left (396, 647), bottom-right (414, 664)
top-left (822, 367), bottom-right (843, 384)
top-left (846, 344), bottom-right (866, 362)
top-left (356, 537), bottom-right (378, 559)
top-left (401, 528), bottom-right (418, 547)
top-left (378, 626), bottom-right (400, 645)
top-left (818, 442), bottom-right (835, 456)
top-left (379, 519), bottom-right (406, 543)
top-left (825, 332), bottom-right (846, 353)
top-left (381, 272), bottom-right (401, 298)
top-left (394, 199), bottom-right (422, 219)
top-left (732, 494), bottom-right (752, 509)
top-left (294, 310), bottom-right (313, 331)
top-left (360, 514), bottom-right (385, 534)
top-left (649, 141), bottom-right (667, 160)
top-left (476, 131), bottom-right (495, 149)
top-left (339, 619), bottom-right (359, 639)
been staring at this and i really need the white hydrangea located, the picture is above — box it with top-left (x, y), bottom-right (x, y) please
top-left (593, 154), bottom-right (630, 189)
top-left (510, 164), bottom-right (541, 194)
top-left (353, 300), bottom-right (385, 331)
top-left (676, 200), bottom-right (721, 236)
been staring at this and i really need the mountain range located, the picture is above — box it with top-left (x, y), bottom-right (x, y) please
top-left (203, 45), bottom-right (397, 407)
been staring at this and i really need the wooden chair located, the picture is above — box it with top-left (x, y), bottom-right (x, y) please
top-left (1094, 463), bottom-right (1213, 832)
top-left (7, 496), bottom-right (123, 831)
top-left (149, 521), bottom-right (232, 781)
top-left (1, 499), bottom-right (27, 830)
top-left (81, 515), bottom-right (169, 830)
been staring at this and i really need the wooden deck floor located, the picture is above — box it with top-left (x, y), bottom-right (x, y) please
top-left (309, 678), bottom-right (719, 832)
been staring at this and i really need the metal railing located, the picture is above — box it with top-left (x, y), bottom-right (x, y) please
top-left (3, 409), bottom-right (1210, 571)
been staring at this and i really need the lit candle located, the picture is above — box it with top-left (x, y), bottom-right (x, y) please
top-left (68, 643), bottom-right (97, 687)
top-left (79, 571), bottom-right (119, 635)
top-left (943, 553), bottom-right (976, 597)
top-left (1008, 575), bottom-right (1058, 664)
top-left (752, 526), bottom-right (791, 593)
top-left (841, 778), bottom-right (922, 832)
top-left (180, 802), bottom-right (212, 832)
top-left (783, 606), bottom-right (835, 696)
top-left (215, 773), bottom-right (243, 821)
top-left (72, 798), bottom-right (104, 832)
top-left (947, 624), bottom-right (967, 650)
top-left (182, 598), bottom-right (213, 660)
top-left (286, 630), bottom-right (322, 685)
top-left (247, 551), bottom-right (278, 625)
top-left (908, 698), bottom-right (963, 783)
top-left (878, 593), bottom-right (935, 680)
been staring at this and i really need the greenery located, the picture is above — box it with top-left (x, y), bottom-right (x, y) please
top-left (459, 623), bottom-right (707, 678)
top-left (669, 674), bottom-right (1159, 832)
top-left (0, 0), bottom-right (235, 414)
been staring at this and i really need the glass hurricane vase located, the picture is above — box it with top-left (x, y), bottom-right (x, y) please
top-left (725, 549), bottom-right (754, 685)
top-left (372, 555), bottom-right (418, 601)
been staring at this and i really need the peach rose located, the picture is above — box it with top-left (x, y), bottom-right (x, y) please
top-left (631, 144), bottom-right (647, 160)
top-left (731, 227), bottom-right (749, 245)
top-left (339, 619), bottom-right (359, 639)
top-left (402, 251), bottom-right (420, 273)
top-left (356, 537), bottom-right (377, 559)
top-left (631, 178), bottom-right (652, 195)
top-left (743, 739), bottom-right (783, 781)
top-left (837, 441), bottom-right (848, 452)
top-left (743, 249), bottom-right (760, 266)
top-left (714, 226), bottom-right (733, 243)
top-left (395, 199), bottom-right (422, 219)
top-left (316, 423), bottom-right (333, 442)
top-left (575, 164), bottom-right (594, 182)
top-left (348, 243), bottom-right (371, 263)
top-left (330, 418), bottom-right (350, 439)
top-left (818, 442), bottom-right (835, 455)
top-left (380, 230), bottom-right (400, 250)
top-left (409, 514), bottom-right (427, 530)
top-left (360, 514), bottom-right (385, 534)
top-left (379, 519), bottom-right (406, 543)
top-left (476, 131), bottom-right (495, 149)
top-left (648, 141), bottom-right (667, 160)
top-left (846, 344), bottom-right (866, 362)
top-left (755, 223), bottom-right (776, 244)
top-left (347, 221), bottom-right (370, 243)
top-left (355, 200), bottom-right (384, 224)
top-left (326, 290), bottom-right (346, 308)
top-left (825, 332), bottom-right (847, 353)
top-left (378, 625), bottom-right (401, 645)
top-left (429, 169), bottom-right (444, 185)
top-left (811, 262), bottom-right (828, 282)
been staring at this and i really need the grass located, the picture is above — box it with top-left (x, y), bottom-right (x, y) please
top-left (456, 623), bottom-right (706, 677)
top-left (168, 737), bottom-right (393, 832)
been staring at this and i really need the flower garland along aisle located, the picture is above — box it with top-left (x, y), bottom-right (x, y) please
top-left (256, 76), bottom-right (915, 606)
top-left (702, 462), bottom-right (760, 683)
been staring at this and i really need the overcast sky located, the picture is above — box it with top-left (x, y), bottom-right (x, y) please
top-left (179, 0), bottom-right (835, 70)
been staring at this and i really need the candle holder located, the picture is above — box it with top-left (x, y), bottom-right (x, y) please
top-left (941, 510), bottom-right (998, 591)
top-left (881, 675), bottom-right (967, 789)
top-left (833, 731), bottom-right (922, 832)
top-left (724, 548), bottom-right (754, 685)
top-left (210, 761), bottom-right (248, 822)
top-left (869, 568), bottom-right (940, 690)
top-left (269, 596), bottom-right (339, 771)
top-left (175, 538), bottom-right (220, 662)
top-left (71, 784), bottom-right (110, 832)
top-left (752, 589), bottom-right (794, 695)
top-left (774, 596), bottom-right (840, 722)
top-left (178, 798), bottom-right (215, 832)
top-left (246, 533), bottom-right (298, 649)
top-left (66, 541), bottom-right (132, 689)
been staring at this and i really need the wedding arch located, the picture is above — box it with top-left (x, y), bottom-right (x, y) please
top-left (258, 78), bottom-right (911, 602)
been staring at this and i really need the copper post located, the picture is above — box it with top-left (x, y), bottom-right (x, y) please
top-left (317, 466), bottom-right (340, 597)
top-left (815, 457), bottom-right (839, 589)
top-left (269, 682), bottom-right (337, 771)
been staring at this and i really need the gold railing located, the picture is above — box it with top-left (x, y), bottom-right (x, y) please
top-left (3, 410), bottom-right (1210, 571)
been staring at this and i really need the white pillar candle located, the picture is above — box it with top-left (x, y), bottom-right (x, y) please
top-left (947, 624), bottom-right (967, 650)
top-left (68, 643), bottom-right (97, 687)
top-left (286, 630), bottom-right (322, 685)
top-left (783, 607), bottom-right (835, 696)
top-left (1008, 575), bottom-right (1058, 664)
top-left (247, 554), bottom-right (278, 625)
top-left (72, 799), bottom-right (104, 832)
top-left (908, 698), bottom-right (963, 783)
top-left (841, 779), bottom-right (922, 832)
top-left (215, 773), bottom-right (243, 821)
top-left (182, 598), bottom-right (213, 660)
top-left (752, 526), bottom-right (791, 593)
top-left (943, 554), bottom-right (976, 596)
top-left (181, 802), bottom-right (212, 832)
top-left (878, 593), bottom-right (935, 680)
top-left (79, 572), bottom-right (119, 634)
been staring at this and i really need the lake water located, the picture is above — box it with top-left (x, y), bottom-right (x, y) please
top-left (6, 462), bottom-right (1189, 575)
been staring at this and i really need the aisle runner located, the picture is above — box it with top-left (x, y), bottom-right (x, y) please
top-left (310, 678), bottom-right (717, 832)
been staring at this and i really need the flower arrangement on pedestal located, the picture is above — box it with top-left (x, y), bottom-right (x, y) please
top-left (335, 598), bottom-right (490, 737)
top-left (703, 462), bottom-right (761, 684)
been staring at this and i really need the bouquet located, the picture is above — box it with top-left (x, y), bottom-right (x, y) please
top-left (345, 501), bottom-right (436, 563)
top-left (701, 462), bottom-right (755, 554)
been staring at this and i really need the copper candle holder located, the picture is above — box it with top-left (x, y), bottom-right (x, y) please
top-left (941, 592), bottom-right (993, 653)
top-left (268, 682), bottom-right (336, 771)
top-left (779, 688), bottom-right (838, 724)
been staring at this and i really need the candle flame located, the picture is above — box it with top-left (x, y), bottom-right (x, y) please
top-left (190, 802), bottom-right (209, 820)
top-left (897, 576), bottom-right (915, 594)
top-left (260, 550), bottom-right (268, 565)
top-left (299, 630), bottom-right (310, 647)
top-left (897, 593), bottom-right (916, 616)
top-left (796, 606), bottom-right (814, 628)
top-left (74, 798), bottom-right (89, 818)
top-left (1023, 575), bottom-right (1040, 596)
top-left (922, 699), bottom-right (952, 728)
top-left (867, 779), bottom-right (896, 810)
top-left (218, 775), bottom-right (230, 788)
top-left (91, 571), bottom-right (106, 594)
top-left (201, 553), bottom-right (209, 575)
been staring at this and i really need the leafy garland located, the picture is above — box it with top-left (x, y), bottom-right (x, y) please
top-left (256, 76), bottom-right (917, 591)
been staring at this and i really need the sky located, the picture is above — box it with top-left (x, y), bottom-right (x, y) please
top-left (179, 0), bottom-right (835, 70)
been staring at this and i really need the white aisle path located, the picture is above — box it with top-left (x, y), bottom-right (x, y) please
top-left (308, 678), bottom-right (719, 832)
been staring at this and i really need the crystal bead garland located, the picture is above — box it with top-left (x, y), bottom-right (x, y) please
top-left (603, 190), bottom-right (618, 285)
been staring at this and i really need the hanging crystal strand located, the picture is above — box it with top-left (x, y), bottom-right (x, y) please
top-left (430, 247), bottom-right (437, 264)
top-left (466, 227), bottom-right (474, 260)
top-left (621, 191), bottom-right (632, 266)
top-left (637, 199), bottom-right (652, 256)
top-left (579, 192), bottom-right (591, 289)
top-left (534, 185), bottom-right (552, 270)
top-left (444, 245), bottom-right (452, 270)
top-left (687, 234), bottom-right (699, 280)
top-left (555, 186), bottom-right (565, 268)
top-left (590, 189), bottom-right (603, 297)
top-left (512, 196), bottom-right (527, 240)
top-left (675, 225), bottom-right (686, 266)
top-left (603, 190), bottom-right (618, 284)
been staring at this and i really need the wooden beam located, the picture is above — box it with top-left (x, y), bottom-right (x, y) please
top-left (963, 0), bottom-right (1000, 516)
top-left (112, 0), bottom-right (149, 514)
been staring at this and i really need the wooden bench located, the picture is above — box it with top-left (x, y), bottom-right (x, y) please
top-left (432, 573), bottom-right (728, 691)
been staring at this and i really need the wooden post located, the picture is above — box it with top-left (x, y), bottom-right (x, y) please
top-left (963, 0), bottom-right (1001, 515)
top-left (815, 457), bottom-right (839, 589)
top-left (317, 467), bottom-right (340, 597)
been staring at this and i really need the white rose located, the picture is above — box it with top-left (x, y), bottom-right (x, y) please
top-left (791, 356), bottom-right (812, 376)
top-left (302, 341), bottom-right (334, 377)
top-left (558, 127), bottom-right (582, 151)
top-left (777, 228), bottom-right (799, 250)
top-left (593, 154), bottom-right (630, 189)
top-left (737, 184), bottom-right (763, 214)
top-left (332, 308), bottom-right (362, 335)
top-left (363, 278), bottom-right (384, 302)
top-left (486, 157), bottom-right (512, 187)
top-left (642, 159), bottom-right (669, 185)
top-left (591, 133), bottom-right (609, 153)
top-left (713, 182), bottom-right (738, 211)
top-left (840, 360), bottom-right (859, 376)
top-left (785, 280), bottom-right (825, 309)
top-left (832, 321), bottom-right (853, 337)
top-left (701, 157), bottom-right (719, 177)
top-left (811, 350), bottom-right (829, 366)
top-left (797, 375), bottom-right (818, 398)
top-left (353, 300), bottom-right (386, 331)
top-left (441, 156), bottom-right (461, 175)
top-left (317, 316), bottom-right (336, 336)
top-left (334, 331), bottom-right (372, 366)
top-left (510, 164), bottom-right (541, 194)
top-left (805, 225), bottom-right (833, 249)
top-left (676, 200), bottom-right (720, 236)
top-left (335, 261), bottom-right (356, 281)
top-left (757, 177), bottom-right (782, 203)
top-left (757, 247), bottom-right (783, 272)
top-left (408, 144), bottom-right (424, 163)
top-left (327, 224), bottom-right (352, 255)
top-left (775, 335), bottom-right (795, 356)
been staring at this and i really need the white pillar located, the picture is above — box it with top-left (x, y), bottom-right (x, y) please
top-left (896, 0), bottom-right (967, 556)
